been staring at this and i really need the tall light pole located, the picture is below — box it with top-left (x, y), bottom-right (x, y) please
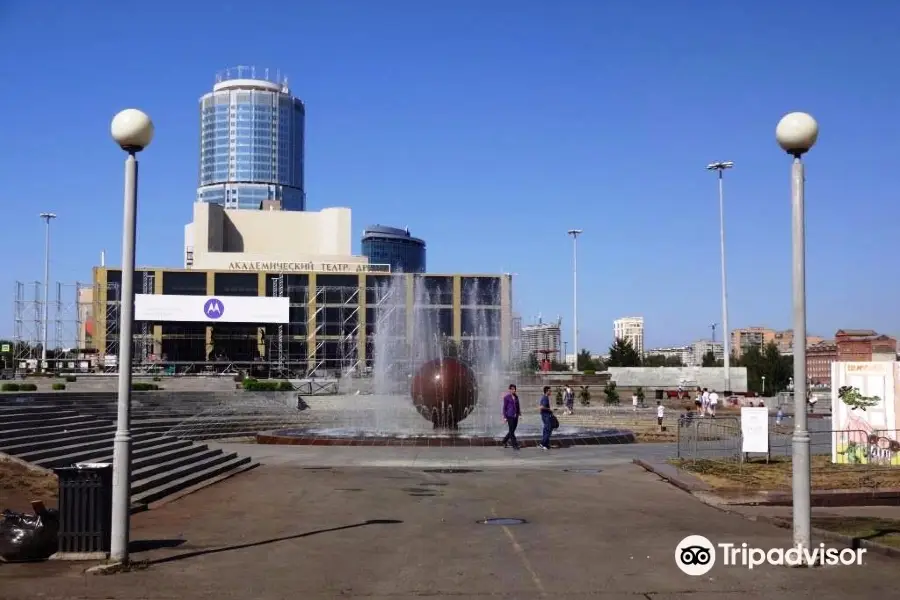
top-left (776, 111), bottom-right (818, 554)
top-left (706, 161), bottom-right (734, 393)
top-left (39, 213), bottom-right (57, 370)
top-left (567, 229), bottom-right (583, 370)
top-left (109, 109), bottom-right (154, 564)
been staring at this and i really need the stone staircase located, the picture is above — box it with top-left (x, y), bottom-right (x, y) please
top-left (0, 391), bottom-right (308, 511)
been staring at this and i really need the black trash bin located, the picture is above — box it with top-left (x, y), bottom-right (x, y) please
top-left (655, 389), bottom-right (664, 400)
top-left (53, 463), bottom-right (113, 558)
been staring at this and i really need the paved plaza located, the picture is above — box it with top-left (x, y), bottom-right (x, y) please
top-left (0, 445), bottom-right (895, 599)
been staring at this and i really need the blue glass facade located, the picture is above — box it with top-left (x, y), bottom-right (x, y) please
top-left (361, 226), bottom-right (427, 273)
top-left (197, 76), bottom-right (305, 210)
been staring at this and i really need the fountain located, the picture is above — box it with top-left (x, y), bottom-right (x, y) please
top-left (257, 275), bottom-right (635, 447)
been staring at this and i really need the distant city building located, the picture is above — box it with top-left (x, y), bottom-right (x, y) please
top-left (731, 327), bottom-right (823, 358)
top-left (806, 329), bottom-right (897, 387)
top-left (197, 67), bottom-right (306, 211)
top-left (613, 317), bottom-right (644, 355)
top-left (361, 225), bottom-right (426, 273)
top-left (691, 340), bottom-right (724, 366)
top-left (519, 317), bottom-right (562, 363)
top-left (807, 340), bottom-right (837, 386)
top-left (644, 340), bottom-right (723, 367)
top-left (645, 345), bottom-right (692, 366)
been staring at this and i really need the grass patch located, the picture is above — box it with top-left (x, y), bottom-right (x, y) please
top-left (0, 459), bottom-right (57, 511)
top-left (670, 455), bottom-right (900, 491)
top-left (811, 516), bottom-right (900, 549)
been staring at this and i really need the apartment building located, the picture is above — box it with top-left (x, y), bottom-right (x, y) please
top-left (613, 317), bottom-right (644, 356)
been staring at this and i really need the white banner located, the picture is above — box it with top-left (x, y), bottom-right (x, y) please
top-left (134, 294), bottom-right (289, 324)
top-left (741, 407), bottom-right (769, 453)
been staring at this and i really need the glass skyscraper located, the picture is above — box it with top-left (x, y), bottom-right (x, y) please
top-left (361, 225), bottom-right (427, 273)
top-left (197, 67), bottom-right (306, 210)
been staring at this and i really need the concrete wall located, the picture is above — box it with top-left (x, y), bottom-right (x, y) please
top-left (186, 202), bottom-right (368, 269)
top-left (607, 367), bottom-right (747, 392)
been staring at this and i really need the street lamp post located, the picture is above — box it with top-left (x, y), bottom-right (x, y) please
top-left (567, 229), bottom-right (583, 370)
top-left (776, 111), bottom-right (818, 554)
top-left (761, 375), bottom-right (766, 396)
top-left (706, 161), bottom-right (734, 394)
top-left (109, 109), bottom-right (154, 564)
top-left (39, 213), bottom-right (57, 370)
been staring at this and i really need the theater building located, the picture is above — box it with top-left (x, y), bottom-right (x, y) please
top-left (91, 266), bottom-right (512, 377)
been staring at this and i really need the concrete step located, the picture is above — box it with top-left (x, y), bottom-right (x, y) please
top-left (0, 423), bottom-right (115, 447)
top-left (0, 412), bottom-right (83, 428)
top-left (32, 437), bottom-right (195, 469)
top-left (131, 450), bottom-right (235, 496)
top-left (0, 428), bottom-right (125, 455)
top-left (132, 447), bottom-right (224, 483)
top-left (0, 418), bottom-right (108, 441)
top-left (14, 431), bottom-right (160, 464)
top-left (132, 455), bottom-right (257, 508)
top-left (0, 404), bottom-right (77, 416)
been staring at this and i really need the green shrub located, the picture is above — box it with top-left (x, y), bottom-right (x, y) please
top-left (65, 375), bottom-right (77, 383)
top-left (555, 387), bottom-right (564, 406)
top-left (242, 378), bottom-right (285, 391)
top-left (1, 383), bottom-right (20, 392)
top-left (132, 382), bottom-right (160, 391)
top-left (583, 369), bottom-right (596, 376)
top-left (579, 385), bottom-right (591, 406)
top-left (603, 381), bottom-right (620, 405)
top-left (19, 383), bottom-right (37, 391)
top-left (52, 383), bottom-right (66, 391)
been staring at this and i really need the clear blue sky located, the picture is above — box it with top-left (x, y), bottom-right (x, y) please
top-left (1, 1), bottom-right (898, 352)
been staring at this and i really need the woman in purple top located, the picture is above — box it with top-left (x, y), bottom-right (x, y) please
top-left (501, 384), bottom-right (521, 450)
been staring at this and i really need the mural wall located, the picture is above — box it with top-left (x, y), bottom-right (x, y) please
top-left (830, 361), bottom-right (900, 465)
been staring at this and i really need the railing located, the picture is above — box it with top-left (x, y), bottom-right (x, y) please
top-left (674, 414), bottom-right (900, 491)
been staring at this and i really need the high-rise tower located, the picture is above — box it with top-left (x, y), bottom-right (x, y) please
top-left (197, 66), bottom-right (305, 210)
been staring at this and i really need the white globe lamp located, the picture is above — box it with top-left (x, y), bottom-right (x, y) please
top-left (111, 109), bottom-right (154, 152)
top-left (775, 112), bottom-right (818, 157)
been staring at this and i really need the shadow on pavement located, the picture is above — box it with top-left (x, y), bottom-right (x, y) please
top-left (147, 519), bottom-right (403, 565)
top-left (129, 539), bottom-right (187, 553)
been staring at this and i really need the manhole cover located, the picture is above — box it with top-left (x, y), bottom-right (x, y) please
top-left (477, 518), bottom-right (527, 526)
top-left (423, 468), bottom-right (481, 474)
top-left (563, 469), bottom-right (603, 474)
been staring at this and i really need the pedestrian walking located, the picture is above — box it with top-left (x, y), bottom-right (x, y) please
top-left (539, 385), bottom-right (554, 450)
top-left (501, 384), bottom-right (521, 450)
top-left (564, 385), bottom-right (575, 415)
top-left (656, 401), bottom-right (665, 432)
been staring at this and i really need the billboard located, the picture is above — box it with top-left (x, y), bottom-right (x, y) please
top-left (831, 361), bottom-right (900, 465)
top-left (134, 294), bottom-right (289, 324)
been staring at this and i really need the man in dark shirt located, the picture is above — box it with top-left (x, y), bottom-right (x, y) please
top-left (501, 384), bottom-right (521, 450)
top-left (539, 385), bottom-right (553, 450)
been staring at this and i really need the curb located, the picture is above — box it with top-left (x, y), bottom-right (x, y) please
top-left (632, 459), bottom-right (900, 560)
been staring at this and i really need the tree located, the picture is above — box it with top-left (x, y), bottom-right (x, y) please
top-left (664, 355), bottom-right (684, 367)
top-left (642, 354), bottom-right (667, 367)
top-left (603, 381), bottom-right (620, 405)
top-left (549, 359), bottom-right (570, 371)
top-left (526, 352), bottom-right (539, 371)
top-left (701, 350), bottom-right (717, 367)
top-left (734, 342), bottom-right (793, 395)
top-left (576, 349), bottom-right (597, 372)
top-left (606, 338), bottom-right (642, 367)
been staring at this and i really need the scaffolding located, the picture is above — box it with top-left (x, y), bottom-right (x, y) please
top-left (12, 281), bottom-right (94, 371)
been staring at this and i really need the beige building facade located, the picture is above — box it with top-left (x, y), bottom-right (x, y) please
top-left (184, 202), bottom-right (376, 272)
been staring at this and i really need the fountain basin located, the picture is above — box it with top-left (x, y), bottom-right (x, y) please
top-left (256, 426), bottom-right (635, 447)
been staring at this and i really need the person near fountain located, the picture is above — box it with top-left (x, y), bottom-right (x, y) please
top-left (501, 384), bottom-right (521, 450)
top-left (564, 385), bottom-right (575, 415)
top-left (539, 385), bottom-right (554, 450)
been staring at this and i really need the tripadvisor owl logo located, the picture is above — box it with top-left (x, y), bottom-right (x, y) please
top-left (675, 534), bottom-right (866, 575)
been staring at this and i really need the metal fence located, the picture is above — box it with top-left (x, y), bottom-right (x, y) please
top-left (674, 415), bottom-right (900, 491)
